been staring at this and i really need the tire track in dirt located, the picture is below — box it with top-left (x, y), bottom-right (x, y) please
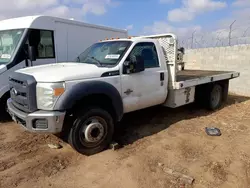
top-left (0, 146), bottom-right (79, 187)
top-left (0, 153), bottom-right (74, 187)
top-left (0, 125), bottom-right (80, 187)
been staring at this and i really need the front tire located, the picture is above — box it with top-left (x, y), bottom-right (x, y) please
top-left (68, 107), bottom-right (114, 155)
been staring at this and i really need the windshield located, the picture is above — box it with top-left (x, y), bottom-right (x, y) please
top-left (74, 41), bottom-right (131, 66)
top-left (0, 29), bottom-right (24, 65)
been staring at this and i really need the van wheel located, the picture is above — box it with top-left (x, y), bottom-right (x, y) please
top-left (68, 107), bottom-right (114, 155)
top-left (207, 84), bottom-right (223, 110)
top-left (0, 95), bottom-right (10, 120)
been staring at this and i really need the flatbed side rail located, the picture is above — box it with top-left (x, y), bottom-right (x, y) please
top-left (172, 71), bottom-right (240, 90)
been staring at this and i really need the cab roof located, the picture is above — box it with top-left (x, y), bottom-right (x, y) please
top-left (98, 33), bottom-right (177, 43)
top-left (100, 38), bottom-right (156, 43)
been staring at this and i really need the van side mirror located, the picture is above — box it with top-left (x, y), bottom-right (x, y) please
top-left (124, 55), bottom-right (145, 74)
top-left (28, 46), bottom-right (36, 61)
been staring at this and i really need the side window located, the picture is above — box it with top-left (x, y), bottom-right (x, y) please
top-left (128, 42), bottom-right (159, 68)
top-left (38, 30), bottom-right (55, 58)
top-left (28, 29), bottom-right (55, 59)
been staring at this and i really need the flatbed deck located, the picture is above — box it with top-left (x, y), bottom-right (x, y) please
top-left (173, 69), bottom-right (240, 89)
top-left (176, 70), bottom-right (233, 82)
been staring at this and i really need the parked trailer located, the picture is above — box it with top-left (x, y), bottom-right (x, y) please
top-left (0, 15), bottom-right (128, 115)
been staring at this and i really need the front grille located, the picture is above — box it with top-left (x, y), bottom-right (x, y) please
top-left (9, 72), bottom-right (37, 113)
top-left (9, 78), bottom-right (24, 85)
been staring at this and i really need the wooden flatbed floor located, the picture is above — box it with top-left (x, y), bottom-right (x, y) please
top-left (176, 69), bottom-right (233, 82)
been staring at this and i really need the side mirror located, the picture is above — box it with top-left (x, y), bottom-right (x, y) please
top-left (28, 46), bottom-right (36, 61)
top-left (134, 55), bottom-right (145, 72)
top-left (124, 55), bottom-right (145, 74)
top-left (178, 47), bottom-right (185, 54)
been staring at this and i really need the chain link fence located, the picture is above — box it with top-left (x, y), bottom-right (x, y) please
top-left (180, 19), bottom-right (250, 49)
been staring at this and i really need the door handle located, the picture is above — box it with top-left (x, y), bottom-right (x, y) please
top-left (160, 72), bottom-right (164, 81)
top-left (124, 89), bottom-right (133, 95)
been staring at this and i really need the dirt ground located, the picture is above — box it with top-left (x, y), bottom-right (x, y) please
top-left (1, 95), bottom-right (250, 188)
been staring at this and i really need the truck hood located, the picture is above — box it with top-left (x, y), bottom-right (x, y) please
top-left (16, 62), bottom-right (110, 82)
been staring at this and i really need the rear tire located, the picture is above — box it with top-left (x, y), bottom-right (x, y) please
top-left (68, 107), bottom-right (114, 155)
top-left (207, 84), bottom-right (223, 110)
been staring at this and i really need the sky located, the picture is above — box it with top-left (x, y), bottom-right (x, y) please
top-left (0, 0), bottom-right (250, 47)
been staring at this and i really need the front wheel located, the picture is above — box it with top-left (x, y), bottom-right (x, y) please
top-left (68, 107), bottom-right (114, 155)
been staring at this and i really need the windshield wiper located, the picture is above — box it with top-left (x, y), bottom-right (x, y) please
top-left (75, 55), bottom-right (104, 67)
top-left (87, 55), bottom-right (102, 66)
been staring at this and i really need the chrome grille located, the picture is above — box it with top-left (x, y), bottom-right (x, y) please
top-left (9, 73), bottom-right (37, 113)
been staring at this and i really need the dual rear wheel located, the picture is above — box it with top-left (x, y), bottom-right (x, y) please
top-left (196, 82), bottom-right (228, 110)
top-left (208, 84), bottom-right (223, 110)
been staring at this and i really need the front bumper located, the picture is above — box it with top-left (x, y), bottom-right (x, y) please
top-left (7, 99), bottom-right (66, 134)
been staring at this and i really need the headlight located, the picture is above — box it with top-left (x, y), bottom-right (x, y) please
top-left (36, 82), bottom-right (65, 110)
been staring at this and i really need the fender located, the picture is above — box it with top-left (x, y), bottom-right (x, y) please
top-left (0, 65), bottom-right (9, 99)
top-left (0, 85), bottom-right (10, 99)
top-left (54, 80), bottom-right (124, 121)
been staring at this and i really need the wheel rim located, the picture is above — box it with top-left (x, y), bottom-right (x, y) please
top-left (79, 116), bottom-right (107, 148)
top-left (211, 86), bottom-right (221, 107)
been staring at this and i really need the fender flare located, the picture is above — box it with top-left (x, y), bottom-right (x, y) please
top-left (54, 81), bottom-right (124, 121)
top-left (0, 85), bottom-right (10, 99)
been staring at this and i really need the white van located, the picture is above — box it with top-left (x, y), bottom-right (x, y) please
top-left (0, 15), bottom-right (128, 115)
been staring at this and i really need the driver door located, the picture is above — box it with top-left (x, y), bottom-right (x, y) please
top-left (27, 29), bottom-right (56, 67)
top-left (121, 42), bottom-right (167, 113)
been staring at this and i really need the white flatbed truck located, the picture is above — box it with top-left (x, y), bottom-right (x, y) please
top-left (7, 33), bottom-right (240, 155)
top-left (0, 15), bottom-right (128, 116)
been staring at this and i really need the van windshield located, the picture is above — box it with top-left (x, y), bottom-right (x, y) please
top-left (0, 29), bottom-right (24, 65)
top-left (74, 41), bottom-right (131, 66)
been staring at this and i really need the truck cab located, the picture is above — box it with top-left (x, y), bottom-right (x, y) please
top-left (7, 33), bottom-right (240, 155)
